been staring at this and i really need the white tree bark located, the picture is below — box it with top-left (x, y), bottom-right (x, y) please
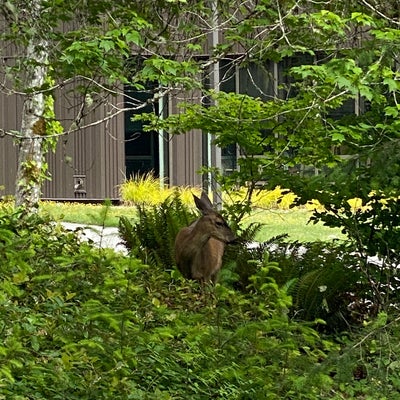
top-left (15, 4), bottom-right (48, 209)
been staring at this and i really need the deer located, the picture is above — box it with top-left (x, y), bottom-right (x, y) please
top-left (174, 191), bottom-right (237, 283)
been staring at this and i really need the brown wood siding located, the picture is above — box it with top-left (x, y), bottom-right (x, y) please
top-left (0, 135), bottom-right (18, 197)
top-left (0, 91), bottom-right (20, 197)
top-left (1, 90), bottom-right (125, 200)
top-left (168, 92), bottom-right (204, 187)
top-left (42, 98), bottom-right (125, 200)
top-left (169, 131), bottom-right (203, 187)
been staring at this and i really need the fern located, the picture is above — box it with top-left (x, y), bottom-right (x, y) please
top-left (222, 222), bottom-right (265, 289)
top-left (292, 265), bottom-right (353, 322)
top-left (118, 191), bottom-right (196, 270)
top-left (267, 240), bottom-right (361, 330)
top-left (118, 216), bottom-right (138, 255)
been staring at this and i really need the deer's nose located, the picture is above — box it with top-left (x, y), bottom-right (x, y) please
top-left (227, 236), bottom-right (239, 245)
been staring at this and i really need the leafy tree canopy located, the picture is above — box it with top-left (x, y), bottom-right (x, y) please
top-left (1, 0), bottom-right (400, 207)
top-left (137, 1), bottom-right (400, 205)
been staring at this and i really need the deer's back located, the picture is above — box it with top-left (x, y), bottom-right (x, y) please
top-left (174, 225), bottom-right (225, 282)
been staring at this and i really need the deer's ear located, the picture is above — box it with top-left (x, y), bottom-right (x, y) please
top-left (200, 191), bottom-right (213, 208)
top-left (193, 192), bottom-right (213, 215)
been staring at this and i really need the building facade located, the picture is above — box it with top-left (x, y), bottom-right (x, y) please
top-left (0, 83), bottom-right (205, 200)
top-left (0, 55), bottom-right (360, 200)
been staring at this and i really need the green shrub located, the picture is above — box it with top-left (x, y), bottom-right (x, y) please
top-left (325, 312), bottom-right (400, 399)
top-left (260, 241), bottom-right (361, 330)
top-left (311, 192), bottom-right (400, 314)
top-left (2, 206), bottom-right (398, 399)
top-left (0, 207), bottom-right (338, 399)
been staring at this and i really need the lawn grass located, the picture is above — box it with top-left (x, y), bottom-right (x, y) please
top-left (39, 201), bottom-right (138, 227)
top-left (39, 201), bottom-right (344, 243)
top-left (244, 207), bottom-right (344, 242)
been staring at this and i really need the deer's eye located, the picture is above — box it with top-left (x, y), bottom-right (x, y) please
top-left (216, 220), bottom-right (224, 227)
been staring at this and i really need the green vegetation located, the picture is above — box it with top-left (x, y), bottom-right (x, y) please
top-left (35, 181), bottom-right (343, 242)
top-left (2, 1), bottom-right (400, 397)
top-left (35, 200), bottom-right (342, 242)
top-left (119, 173), bottom-right (202, 206)
top-left (1, 202), bottom-right (400, 399)
top-left (245, 208), bottom-right (344, 242)
top-left (38, 201), bottom-right (138, 227)
top-left (119, 175), bottom-right (296, 210)
top-left (0, 208), bottom-right (321, 399)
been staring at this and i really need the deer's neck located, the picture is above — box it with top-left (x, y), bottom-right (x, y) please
top-left (186, 220), bottom-right (211, 251)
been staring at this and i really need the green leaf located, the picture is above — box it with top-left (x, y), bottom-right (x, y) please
top-left (335, 76), bottom-right (351, 89)
top-left (383, 77), bottom-right (399, 92)
top-left (99, 39), bottom-right (115, 52)
top-left (359, 85), bottom-right (374, 101)
top-left (331, 133), bottom-right (345, 143)
top-left (384, 106), bottom-right (399, 118)
top-left (350, 12), bottom-right (375, 26)
top-left (126, 30), bottom-right (141, 45)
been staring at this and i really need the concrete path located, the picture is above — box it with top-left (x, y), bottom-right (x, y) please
top-left (61, 222), bottom-right (128, 254)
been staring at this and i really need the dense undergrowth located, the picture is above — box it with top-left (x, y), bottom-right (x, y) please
top-left (0, 209), bottom-right (327, 399)
top-left (2, 203), bottom-right (400, 399)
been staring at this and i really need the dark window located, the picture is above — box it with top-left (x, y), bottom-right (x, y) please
top-left (124, 85), bottom-right (159, 178)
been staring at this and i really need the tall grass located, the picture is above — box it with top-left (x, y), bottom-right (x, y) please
top-left (222, 186), bottom-right (298, 210)
top-left (119, 172), bottom-right (201, 207)
top-left (119, 173), bottom-right (298, 211)
top-left (119, 172), bottom-right (168, 205)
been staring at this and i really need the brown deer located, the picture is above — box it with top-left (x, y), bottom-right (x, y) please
top-left (174, 191), bottom-right (237, 283)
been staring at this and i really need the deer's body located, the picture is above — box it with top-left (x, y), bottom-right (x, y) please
top-left (174, 192), bottom-right (236, 283)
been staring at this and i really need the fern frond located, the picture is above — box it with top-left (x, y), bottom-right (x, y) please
top-left (118, 192), bottom-right (196, 270)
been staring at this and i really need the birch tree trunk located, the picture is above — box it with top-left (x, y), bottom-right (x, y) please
top-left (15, 3), bottom-right (48, 210)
